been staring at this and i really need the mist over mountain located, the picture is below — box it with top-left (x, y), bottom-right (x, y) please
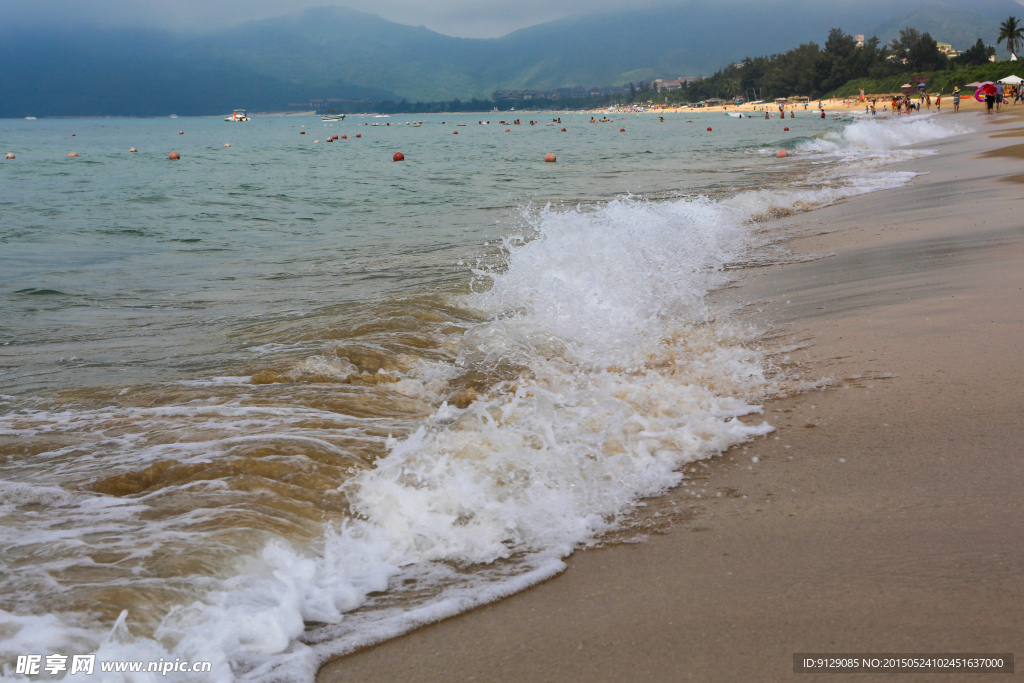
top-left (869, 3), bottom-right (1003, 49)
top-left (1, 0), bottom-right (1019, 117)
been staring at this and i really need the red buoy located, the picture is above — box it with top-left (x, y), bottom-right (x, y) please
top-left (168, 151), bottom-right (180, 160)
top-left (561, 127), bottom-right (566, 132)
top-left (505, 128), bottom-right (510, 132)
top-left (300, 130), bottom-right (306, 134)
top-left (545, 152), bottom-right (556, 163)
top-left (453, 131), bottom-right (458, 134)
top-left (784, 127), bottom-right (789, 131)
top-left (355, 133), bottom-right (361, 138)
top-left (777, 150), bottom-right (789, 158)
top-left (341, 135), bottom-right (347, 139)
top-left (393, 152), bottom-right (405, 162)
top-left (179, 131), bottom-right (184, 135)
top-left (620, 128), bottom-right (625, 132)
top-left (707, 127), bottom-right (712, 131)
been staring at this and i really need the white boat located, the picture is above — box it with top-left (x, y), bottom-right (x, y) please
top-left (224, 110), bottom-right (250, 122)
top-left (320, 110), bottom-right (345, 122)
top-left (24, 116), bottom-right (37, 120)
top-left (169, 114), bottom-right (178, 119)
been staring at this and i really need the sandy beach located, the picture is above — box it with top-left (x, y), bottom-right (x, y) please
top-left (317, 108), bottom-right (1022, 681)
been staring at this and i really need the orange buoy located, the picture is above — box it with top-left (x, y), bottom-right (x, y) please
top-left (561, 127), bottom-right (566, 132)
top-left (393, 152), bottom-right (405, 162)
top-left (168, 151), bottom-right (180, 160)
top-left (784, 127), bottom-right (789, 131)
top-left (777, 150), bottom-right (789, 158)
top-left (619, 128), bottom-right (625, 132)
top-left (453, 131), bottom-right (458, 134)
top-left (67, 152), bottom-right (78, 158)
top-left (505, 128), bottom-right (510, 132)
top-left (300, 130), bottom-right (306, 134)
top-left (545, 152), bottom-right (556, 163)
top-left (71, 133), bottom-right (76, 137)
top-left (5, 153), bottom-right (14, 159)
top-left (707, 127), bottom-right (712, 131)
top-left (129, 148), bottom-right (137, 153)
top-left (355, 133), bottom-right (361, 138)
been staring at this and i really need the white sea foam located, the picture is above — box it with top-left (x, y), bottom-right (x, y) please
top-left (796, 112), bottom-right (971, 155)
top-left (0, 113), bottom-right (971, 682)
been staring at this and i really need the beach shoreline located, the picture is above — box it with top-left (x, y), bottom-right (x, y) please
top-left (315, 109), bottom-right (1023, 681)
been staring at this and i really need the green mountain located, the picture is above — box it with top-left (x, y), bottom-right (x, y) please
top-left (1, 0), bottom-right (1020, 117)
top-left (869, 3), bottom-right (1003, 51)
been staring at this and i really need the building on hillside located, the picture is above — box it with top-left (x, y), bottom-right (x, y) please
top-left (652, 77), bottom-right (703, 92)
top-left (937, 42), bottom-right (960, 57)
top-left (855, 34), bottom-right (865, 48)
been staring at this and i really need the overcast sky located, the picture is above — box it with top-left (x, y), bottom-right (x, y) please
top-left (3, 0), bottom-right (1021, 38)
top-left (0, 0), bottom-right (650, 37)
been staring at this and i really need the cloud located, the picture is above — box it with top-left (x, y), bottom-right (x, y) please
top-left (2, 0), bottom-right (1021, 38)
top-left (0, 0), bottom-right (651, 37)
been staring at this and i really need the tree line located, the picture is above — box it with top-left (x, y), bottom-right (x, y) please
top-left (668, 27), bottom-right (1008, 104)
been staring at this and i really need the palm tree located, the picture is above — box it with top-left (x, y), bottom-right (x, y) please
top-left (997, 16), bottom-right (1023, 59)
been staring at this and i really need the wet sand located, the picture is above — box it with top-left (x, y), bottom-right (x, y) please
top-left (317, 110), bottom-right (1023, 682)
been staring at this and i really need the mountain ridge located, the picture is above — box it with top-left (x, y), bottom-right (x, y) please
top-left (1, 0), bottom-right (1019, 117)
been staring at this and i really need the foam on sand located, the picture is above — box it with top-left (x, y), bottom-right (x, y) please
top-left (0, 113), bottom-right (972, 682)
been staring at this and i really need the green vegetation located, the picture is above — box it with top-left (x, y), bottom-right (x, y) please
top-left (997, 16), bottom-right (1023, 58)
top-left (645, 25), bottom-right (1019, 105)
top-left (833, 62), bottom-right (1018, 97)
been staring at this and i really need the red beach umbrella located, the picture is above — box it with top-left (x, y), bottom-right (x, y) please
top-left (974, 82), bottom-right (997, 101)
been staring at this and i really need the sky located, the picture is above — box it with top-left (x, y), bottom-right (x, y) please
top-left (2, 0), bottom-right (1022, 38)
top-left (0, 0), bottom-right (643, 37)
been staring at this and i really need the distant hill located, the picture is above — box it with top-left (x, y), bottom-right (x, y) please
top-left (1, 0), bottom-right (1021, 117)
top-left (869, 2), bottom-right (1004, 51)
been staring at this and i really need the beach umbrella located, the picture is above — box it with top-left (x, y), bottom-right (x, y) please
top-left (917, 82), bottom-right (926, 89)
top-left (901, 83), bottom-right (912, 88)
top-left (965, 81), bottom-right (983, 88)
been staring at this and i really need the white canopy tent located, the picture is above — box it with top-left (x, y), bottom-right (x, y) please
top-left (996, 75), bottom-right (1022, 84)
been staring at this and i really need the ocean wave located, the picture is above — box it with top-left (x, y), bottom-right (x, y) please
top-left (0, 113), bottom-right (971, 682)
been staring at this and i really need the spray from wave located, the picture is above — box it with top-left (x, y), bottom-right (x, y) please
top-left (0, 114), bottom-right (970, 682)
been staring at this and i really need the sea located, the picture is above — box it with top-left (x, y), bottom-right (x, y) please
top-left (0, 109), bottom-right (966, 681)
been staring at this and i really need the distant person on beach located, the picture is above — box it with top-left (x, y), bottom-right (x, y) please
top-left (935, 95), bottom-right (941, 111)
top-left (995, 83), bottom-right (1004, 112)
top-left (986, 89), bottom-right (996, 114)
top-left (953, 87), bottom-right (961, 112)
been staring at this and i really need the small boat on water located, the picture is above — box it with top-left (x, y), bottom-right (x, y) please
top-left (321, 110), bottom-right (345, 122)
top-left (169, 114), bottom-right (178, 119)
top-left (24, 116), bottom-right (37, 120)
top-left (224, 110), bottom-right (250, 122)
